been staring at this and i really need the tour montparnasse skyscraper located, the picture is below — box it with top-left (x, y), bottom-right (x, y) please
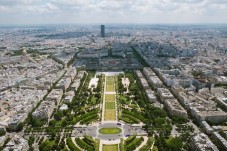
top-left (101, 25), bottom-right (105, 37)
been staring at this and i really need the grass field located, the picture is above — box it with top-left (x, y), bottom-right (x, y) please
top-left (105, 94), bottom-right (115, 102)
top-left (99, 127), bottom-right (122, 134)
top-left (105, 102), bottom-right (115, 109)
top-left (106, 76), bottom-right (115, 92)
top-left (103, 144), bottom-right (118, 151)
top-left (104, 109), bottom-right (116, 120)
top-left (106, 85), bottom-right (114, 92)
top-left (104, 76), bottom-right (117, 121)
top-left (104, 94), bottom-right (116, 120)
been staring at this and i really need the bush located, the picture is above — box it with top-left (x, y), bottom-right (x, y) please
top-left (28, 113), bottom-right (47, 127)
top-left (38, 137), bottom-right (44, 145)
top-left (66, 138), bottom-right (80, 151)
top-left (120, 138), bottom-right (125, 151)
top-left (95, 139), bottom-right (100, 151)
top-left (84, 135), bottom-right (95, 145)
top-left (80, 114), bottom-right (98, 125)
top-left (0, 129), bottom-right (6, 137)
top-left (73, 109), bottom-right (99, 125)
top-left (16, 122), bottom-right (24, 132)
top-left (166, 137), bottom-right (183, 150)
top-left (28, 136), bottom-right (35, 147)
top-left (39, 139), bottom-right (54, 151)
top-left (172, 116), bottom-right (188, 124)
top-left (122, 114), bottom-right (140, 124)
top-left (125, 134), bottom-right (136, 145)
top-left (122, 110), bottom-right (146, 122)
top-left (24, 127), bottom-right (31, 134)
top-left (139, 137), bottom-right (154, 151)
top-left (75, 138), bottom-right (94, 151)
top-left (126, 137), bottom-right (144, 151)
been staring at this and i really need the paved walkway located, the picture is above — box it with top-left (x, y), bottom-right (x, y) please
top-left (101, 76), bottom-right (107, 122)
top-left (71, 137), bottom-right (82, 150)
top-left (135, 136), bottom-right (148, 151)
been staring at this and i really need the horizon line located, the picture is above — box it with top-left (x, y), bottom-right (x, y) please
top-left (1, 23), bottom-right (227, 27)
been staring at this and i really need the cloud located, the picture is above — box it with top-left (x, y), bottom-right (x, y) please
top-left (0, 0), bottom-right (42, 6)
top-left (167, 0), bottom-right (203, 4)
top-left (0, 0), bottom-right (226, 24)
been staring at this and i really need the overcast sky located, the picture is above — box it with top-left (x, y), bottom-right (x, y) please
top-left (0, 0), bottom-right (227, 24)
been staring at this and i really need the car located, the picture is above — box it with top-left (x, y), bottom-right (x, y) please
top-left (125, 134), bottom-right (130, 137)
top-left (117, 123), bottom-right (121, 125)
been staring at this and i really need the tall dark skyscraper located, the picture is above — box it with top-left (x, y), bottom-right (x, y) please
top-left (101, 25), bottom-right (105, 37)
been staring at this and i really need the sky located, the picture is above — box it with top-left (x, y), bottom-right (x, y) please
top-left (0, 0), bottom-right (227, 24)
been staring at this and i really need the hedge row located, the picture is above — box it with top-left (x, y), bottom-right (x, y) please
top-left (75, 138), bottom-right (94, 151)
top-left (84, 135), bottom-right (95, 146)
top-left (73, 109), bottom-right (98, 124)
top-left (126, 137), bottom-right (144, 151)
top-left (120, 138), bottom-right (125, 151)
top-left (125, 134), bottom-right (136, 145)
top-left (122, 110), bottom-right (146, 122)
top-left (122, 114), bottom-right (140, 124)
top-left (66, 138), bottom-right (80, 151)
top-left (121, 117), bottom-right (134, 124)
top-left (95, 139), bottom-right (100, 151)
top-left (139, 137), bottom-right (154, 151)
top-left (80, 114), bottom-right (99, 125)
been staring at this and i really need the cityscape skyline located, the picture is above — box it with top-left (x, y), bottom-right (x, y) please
top-left (0, 1), bottom-right (227, 151)
top-left (0, 24), bottom-right (226, 150)
top-left (0, 0), bottom-right (227, 24)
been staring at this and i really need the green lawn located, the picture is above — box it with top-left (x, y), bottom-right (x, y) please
top-left (99, 127), bottom-right (122, 134)
top-left (105, 102), bottom-right (115, 109)
top-left (105, 94), bottom-right (115, 102)
top-left (106, 80), bottom-right (114, 85)
top-left (106, 85), bottom-right (115, 92)
top-left (106, 76), bottom-right (115, 92)
top-left (103, 144), bottom-right (118, 151)
top-left (104, 94), bottom-right (116, 120)
top-left (91, 96), bottom-right (97, 104)
top-left (104, 109), bottom-right (116, 120)
top-left (106, 76), bottom-right (114, 82)
top-left (104, 77), bottom-right (116, 121)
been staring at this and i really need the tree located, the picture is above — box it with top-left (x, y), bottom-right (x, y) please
top-left (49, 119), bottom-right (57, 127)
top-left (224, 71), bottom-right (227, 76)
top-left (61, 120), bottom-right (67, 127)
top-left (54, 111), bottom-right (63, 121)
top-left (50, 129), bottom-right (57, 140)
top-left (66, 114), bottom-right (74, 121)
top-left (0, 128), bottom-right (6, 137)
top-left (17, 122), bottom-right (24, 132)
top-left (28, 136), bottom-right (35, 147)
top-left (166, 137), bottom-right (183, 151)
top-left (28, 113), bottom-right (47, 127)
top-left (154, 118), bottom-right (166, 127)
top-left (39, 140), bottom-right (53, 151)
